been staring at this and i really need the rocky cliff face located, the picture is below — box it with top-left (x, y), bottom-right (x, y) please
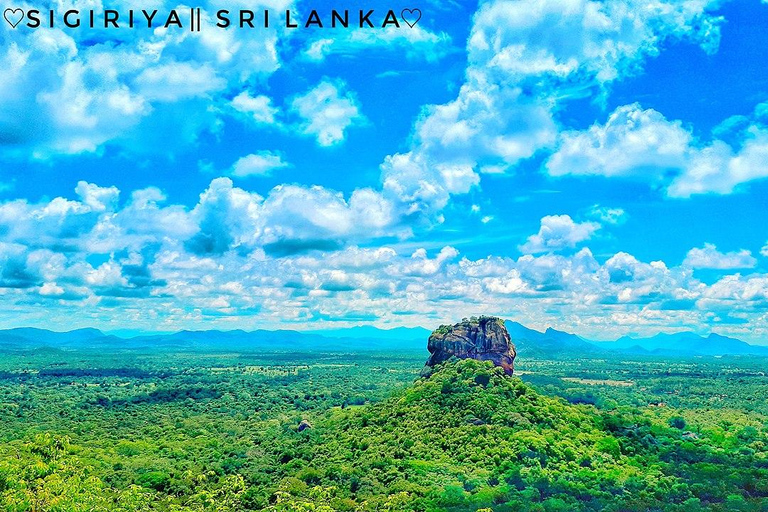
top-left (422, 316), bottom-right (516, 376)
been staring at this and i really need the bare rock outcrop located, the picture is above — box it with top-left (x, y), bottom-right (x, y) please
top-left (422, 316), bottom-right (516, 376)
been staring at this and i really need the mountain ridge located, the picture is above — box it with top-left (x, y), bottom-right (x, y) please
top-left (0, 323), bottom-right (765, 357)
top-left (592, 330), bottom-right (768, 356)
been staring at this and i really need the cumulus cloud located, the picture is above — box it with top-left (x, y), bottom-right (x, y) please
top-left (0, 183), bottom-right (111, 250)
top-left (75, 181), bottom-right (120, 212)
top-left (185, 178), bottom-right (263, 255)
top-left (500, 0), bottom-right (757, 204)
top-left (380, 151), bottom-right (472, 217)
top-left (231, 92), bottom-right (280, 125)
top-left (2, 0), bottom-right (764, 341)
top-left (547, 102), bottom-right (768, 198)
top-left (0, 0), bottom-right (289, 157)
top-left (703, 274), bottom-right (768, 302)
top-left (230, 151), bottom-right (289, 177)
top-left (179, 178), bottom-right (398, 257)
top-left (683, 243), bottom-right (757, 270)
top-left (0, 177), bottom-right (399, 300)
top-left (398, 247), bottom-right (459, 277)
top-left (0, 30), bottom-right (148, 155)
top-left (468, 0), bottom-right (721, 85)
top-left (0, 242), bottom-right (43, 289)
top-left (547, 104), bottom-right (691, 179)
top-left (259, 185), bottom-right (395, 255)
top-left (290, 80), bottom-right (364, 146)
top-left (483, 269), bottom-right (530, 295)
top-left (519, 215), bottom-right (600, 254)
top-left (0, 179), bottom-right (767, 341)
top-left (378, 0), bottom-right (723, 217)
top-left (667, 127), bottom-right (768, 197)
top-left (87, 187), bottom-right (196, 254)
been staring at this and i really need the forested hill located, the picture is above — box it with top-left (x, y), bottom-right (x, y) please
top-left (264, 358), bottom-right (768, 510)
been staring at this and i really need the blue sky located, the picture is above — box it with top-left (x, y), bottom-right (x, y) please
top-left (1, 0), bottom-right (768, 341)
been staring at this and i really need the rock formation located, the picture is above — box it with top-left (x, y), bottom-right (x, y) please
top-left (422, 316), bottom-right (516, 376)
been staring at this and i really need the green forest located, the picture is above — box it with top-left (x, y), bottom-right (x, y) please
top-left (1, 345), bottom-right (768, 511)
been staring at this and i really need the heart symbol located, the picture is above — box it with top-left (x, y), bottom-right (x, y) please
top-left (4, 8), bottom-right (23, 28)
top-left (401, 8), bottom-right (421, 28)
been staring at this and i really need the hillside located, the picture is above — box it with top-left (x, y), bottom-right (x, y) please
top-left (2, 349), bottom-right (768, 511)
top-left (260, 359), bottom-right (768, 511)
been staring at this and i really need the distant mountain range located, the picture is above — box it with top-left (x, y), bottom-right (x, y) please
top-left (503, 321), bottom-right (768, 358)
top-left (591, 331), bottom-right (768, 357)
top-left (0, 323), bottom-right (765, 358)
top-left (0, 327), bottom-right (426, 353)
top-left (505, 321), bottom-right (603, 356)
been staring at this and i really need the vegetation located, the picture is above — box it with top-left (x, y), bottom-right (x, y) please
top-left (0, 346), bottom-right (767, 510)
top-left (433, 316), bottom-right (505, 337)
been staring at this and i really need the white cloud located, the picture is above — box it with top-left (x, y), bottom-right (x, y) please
top-left (180, 178), bottom-right (398, 258)
top-left (0, 1), bottom-right (289, 157)
top-left (380, 152), bottom-right (457, 216)
top-left (378, 0), bottom-right (723, 218)
top-left (0, 181), bottom-right (197, 257)
top-left (519, 215), bottom-right (600, 254)
top-left (295, 246), bottom-right (397, 270)
top-left (668, 128), bottom-right (768, 197)
top-left (185, 177), bottom-right (263, 255)
top-left (413, 84), bottom-right (558, 168)
top-left (290, 80), bottom-right (364, 146)
top-left (39, 282), bottom-right (65, 297)
top-left (701, 274), bottom-right (768, 306)
top-left (230, 152), bottom-right (289, 177)
top-left (305, 39), bottom-right (335, 61)
top-left (483, 269), bottom-right (530, 295)
top-left (601, 252), bottom-right (669, 284)
top-left (398, 247), bottom-right (459, 277)
top-left (91, 187), bottom-right (196, 253)
top-left (231, 92), bottom-right (279, 125)
top-left (74, 181), bottom-right (120, 212)
top-left (259, 185), bottom-right (395, 255)
top-left (547, 102), bottom-right (768, 198)
top-left (1, 181), bottom-right (768, 341)
top-left (0, 31), bottom-right (150, 155)
top-left (547, 104), bottom-right (691, 179)
top-left (683, 243), bottom-right (757, 270)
